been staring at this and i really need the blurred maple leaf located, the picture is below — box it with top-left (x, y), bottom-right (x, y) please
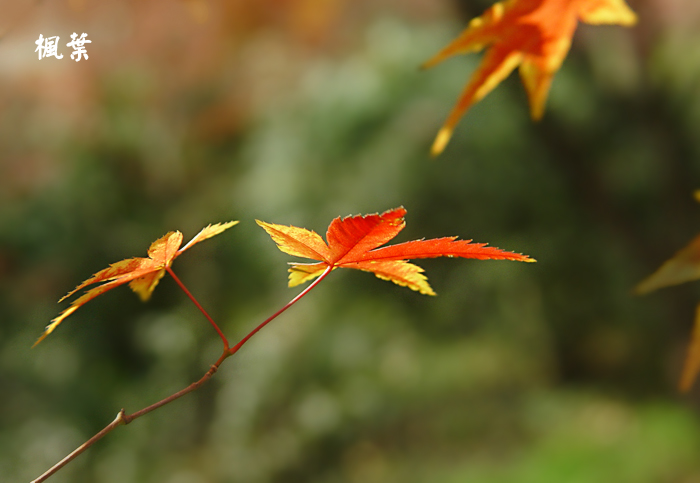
top-left (636, 195), bottom-right (700, 391)
top-left (424, 0), bottom-right (637, 156)
top-left (36, 222), bottom-right (238, 346)
top-left (257, 207), bottom-right (534, 295)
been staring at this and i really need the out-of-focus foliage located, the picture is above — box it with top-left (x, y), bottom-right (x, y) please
top-left (422, 0), bottom-right (637, 155)
top-left (3, 0), bottom-right (700, 482)
top-left (636, 193), bottom-right (700, 392)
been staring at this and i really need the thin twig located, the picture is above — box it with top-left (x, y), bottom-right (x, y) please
top-left (30, 409), bottom-right (127, 483)
top-left (229, 265), bottom-right (333, 356)
top-left (166, 266), bottom-right (230, 350)
top-left (31, 352), bottom-right (228, 483)
top-left (31, 266), bottom-right (334, 482)
top-left (124, 350), bottom-right (228, 423)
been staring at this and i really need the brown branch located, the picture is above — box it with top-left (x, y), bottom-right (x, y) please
top-left (30, 409), bottom-right (126, 483)
top-left (30, 351), bottom-right (229, 483)
top-left (31, 265), bottom-right (334, 482)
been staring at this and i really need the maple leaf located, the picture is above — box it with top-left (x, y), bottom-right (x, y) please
top-left (636, 216), bottom-right (700, 392)
top-left (36, 221), bottom-right (238, 346)
top-left (424, 0), bottom-right (637, 156)
top-left (257, 207), bottom-right (534, 295)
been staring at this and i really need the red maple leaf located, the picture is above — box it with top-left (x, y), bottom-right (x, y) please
top-left (257, 207), bottom-right (534, 295)
top-left (424, 0), bottom-right (637, 156)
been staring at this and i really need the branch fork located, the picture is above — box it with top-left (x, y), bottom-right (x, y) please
top-left (31, 265), bottom-right (332, 483)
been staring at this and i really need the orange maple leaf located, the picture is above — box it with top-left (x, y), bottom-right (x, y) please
top-left (257, 207), bottom-right (534, 295)
top-left (636, 195), bottom-right (700, 392)
top-left (36, 221), bottom-right (238, 346)
top-left (424, 0), bottom-right (637, 156)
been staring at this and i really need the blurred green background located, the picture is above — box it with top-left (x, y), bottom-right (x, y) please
top-left (3, 0), bottom-right (700, 481)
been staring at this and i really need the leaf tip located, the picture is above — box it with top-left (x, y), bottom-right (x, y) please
top-left (415, 281), bottom-right (436, 296)
top-left (419, 59), bottom-right (435, 71)
top-left (33, 307), bottom-right (76, 347)
top-left (679, 376), bottom-right (693, 394)
top-left (632, 282), bottom-right (650, 296)
top-left (178, 221), bottom-right (238, 254)
top-left (31, 328), bottom-right (55, 347)
top-left (430, 127), bottom-right (453, 157)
